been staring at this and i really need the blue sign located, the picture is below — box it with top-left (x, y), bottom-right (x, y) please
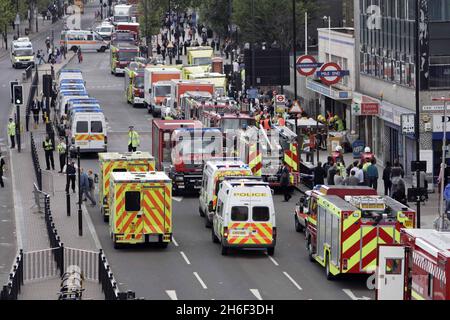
top-left (352, 140), bottom-right (365, 158)
top-left (296, 62), bottom-right (323, 69)
top-left (316, 70), bottom-right (350, 77)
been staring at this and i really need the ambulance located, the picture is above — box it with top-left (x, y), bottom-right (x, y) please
top-left (300, 186), bottom-right (416, 280)
top-left (98, 152), bottom-right (155, 222)
top-left (212, 178), bottom-right (276, 256)
top-left (10, 37), bottom-right (35, 68)
top-left (109, 172), bottom-right (172, 248)
top-left (199, 159), bottom-right (253, 228)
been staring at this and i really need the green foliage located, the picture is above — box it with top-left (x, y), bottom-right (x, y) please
top-left (197, 0), bottom-right (230, 38)
top-left (231, 0), bottom-right (318, 48)
top-left (0, 0), bottom-right (15, 35)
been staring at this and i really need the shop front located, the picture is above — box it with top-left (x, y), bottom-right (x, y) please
top-left (352, 92), bottom-right (379, 151)
top-left (432, 115), bottom-right (450, 179)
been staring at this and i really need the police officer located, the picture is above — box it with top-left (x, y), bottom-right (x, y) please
top-left (7, 118), bottom-right (16, 149)
top-left (56, 137), bottom-right (67, 173)
top-left (42, 135), bottom-right (55, 170)
top-left (128, 126), bottom-right (140, 152)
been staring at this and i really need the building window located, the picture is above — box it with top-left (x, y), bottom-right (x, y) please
top-left (429, 0), bottom-right (450, 21)
top-left (394, 60), bottom-right (401, 82)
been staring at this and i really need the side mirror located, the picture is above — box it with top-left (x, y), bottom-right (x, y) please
top-left (208, 200), bottom-right (214, 213)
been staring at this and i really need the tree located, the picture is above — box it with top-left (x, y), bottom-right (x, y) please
top-left (0, 0), bottom-right (15, 48)
top-left (197, 0), bottom-right (231, 38)
top-left (231, 0), bottom-right (319, 49)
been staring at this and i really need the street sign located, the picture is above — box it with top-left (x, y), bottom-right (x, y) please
top-left (401, 114), bottom-right (415, 134)
top-left (275, 95), bottom-right (286, 105)
top-left (296, 55), bottom-right (322, 77)
top-left (289, 101), bottom-right (302, 114)
top-left (316, 62), bottom-right (350, 86)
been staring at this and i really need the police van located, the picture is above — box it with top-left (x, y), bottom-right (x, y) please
top-left (10, 37), bottom-right (35, 68)
top-left (69, 108), bottom-right (107, 156)
top-left (212, 178), bottom-right (276, 256)
top-left (61, 30), bottom-right (109, 52)
top-left (199, 159), bottom-right (253, 228)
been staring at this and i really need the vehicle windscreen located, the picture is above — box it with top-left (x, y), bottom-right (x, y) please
top-left (177, 138), bottom-right (214, 155)
top-left (134, 76), bottom-right (144, 89)
top-left (155, 85), bottom-right (171, 97)
top-left (15, 49), bottom-right (33, 56)
top-left (114, 16), bottom-right (129, 23)
top-left (99, 27), bottom-right (112, 33)
top-left (221, 118), bottom-right (252, 131)
top-left (193, 57), bottom-right (212, 66)
top-left (117, 51), bottom-right (138, 61)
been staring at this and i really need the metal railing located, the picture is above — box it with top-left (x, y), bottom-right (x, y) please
top-left (30, 132), bottom-right (42, 190)
top-left (26, 70), bottom-right (38, 132)
top-left (23, 248), bottom-right (60, 282)
top-left (32, 183), bottom-right (47, 213)
top-left (0, 250), bottom-right (24, 300)
top-left (98, 249), bottom-right (121, 300)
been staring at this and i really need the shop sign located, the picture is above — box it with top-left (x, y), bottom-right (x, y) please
top-left (433, 115), bottom-right (450, 132)
top-left (352, 140), bottom-right (365, 158)
top-left (401, 114), bottom-right (415, 134)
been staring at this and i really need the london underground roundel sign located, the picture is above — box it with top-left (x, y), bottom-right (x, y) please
top-left (317, 62), bottom-right (349, 86)
top-left (296, 55), bottom-right (321, 77)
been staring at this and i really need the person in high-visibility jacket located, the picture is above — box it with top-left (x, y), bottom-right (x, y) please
top-left (262, 117), bottom-right (271, 130)
top-left (7, 118), bottom-right (16, 149)
top-left (56, 137), bottom-right (67, 173)
top-left (128, 126), bottom-right (140, 152)
top-left (42, 135), bottom-right (55, 170)
top-left (255, 111), bottom-right (262, 129)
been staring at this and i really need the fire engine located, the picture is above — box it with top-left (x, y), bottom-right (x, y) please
top-left (377, 228), bottom-right (450, 300)
top-left (301, 186), bottom-right (416, 279)
top-left (124, 62), bottom-right (145, 107)
top-left (180, 91), bottom-right (213, 119)
top-left (98, 152), bottom-right (155, 222)
top-left (151, 119), bottom-right (222, 194)
top-left (110, 43), bottom-right (139, 75)
top-left (238, 125), bottom-right (299, 187)
top-left (200, 109), bottom-right (255, 131)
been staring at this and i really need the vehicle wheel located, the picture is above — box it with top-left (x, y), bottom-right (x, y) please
top-left (199, 206), bottom-right (205, 217)
top-left (113, 236), bottom-right (121, 249)
top-left (267, 247), bottom-right (275, 256)
top-left (160, 242), bottom-right (169, 248)
top-left (100, 46), bottom-right (107, 52)
top-left (212, 228), bottom-right (219, 243)
top-left (307, 238), bottom-right (314, 262)
top-left (221, 242), bottom-right (228, 255)
top-left (103, 214), bottom-right (109, 223)
top-left (294, 215), bottom-right (303, 232)
top-left (205, 215), bottom-right (212, 228)
top-left (12, 64), bottom-right (16, 69)
top-left (325, 254), bottom-right (334, 281)
top-left (111, 70), bottom-right (114, 75)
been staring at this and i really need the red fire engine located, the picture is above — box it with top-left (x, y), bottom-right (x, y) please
top-left (377, 228), bottom-right (450, 300)
top-left (298, 186), bottom-right (416, 279)
top-left (151, 119), bottom-right (222, 194)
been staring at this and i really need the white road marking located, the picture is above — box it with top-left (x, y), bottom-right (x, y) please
top-left (166, 290), bottom-right (178, 300)
top-left (82, 204), bottom-right (102, 249)
top-left (9, 148), bottom-right (23, 249)
top-left (283, 272), bottom-right (303, 291)
top-left (180, 251), bottom-right (191, 265)
top-left (342, 289), bottom-right (371, 300)
top-left (172, 237), bottom-right (179, 247)
top-left (173, 197), bottom-right (183, 202)
top-left (193, 272), bottom-right (208, 289)
top-left (267, 254), bottom-right (279, 266)
top-left (250, 289), bottom-right (263, 300)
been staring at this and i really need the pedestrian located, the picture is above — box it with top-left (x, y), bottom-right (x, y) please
top-left (391, 159), bottom-right (404, 178)
top-left (87, 170), bottom-right (95, 202)
top-left (382, 161), bottom-right (392, 196)
top-left (0, 152), bottom-right (5, 188)
top-left (351, 163), bottom-right (364, 185)
top-left (313, 161), bottom-right (326, 186)
top-left (128, 126), bottom-right (140, 152)
top-left (334, 171), bottom-right (344, 186)
top-left (444, 182), bottom-right (450, 219)
top-left (391, 176), bottom-right (407, 205)
top-left (344, 170), bottom-right (360, 186)
top-left (79, 168), bottom-right (96, 206)
top-left (37, 50), bottom-right (45, 65)
top-left (56, 137), bottom-right (67, 173)
top-left (64, 160), bottom-right (76, 193)
top-left (77, 47), bottom-right (83, 63)
top-left (7, 118), bottom-right (16, 149)
top-left (323, 156), bottom-right (333, 176)
top-left (279, 161), bottom-right (292, 202)
top-left (367, 159), bottom-right (379, 190)
top-left (60, 44), bottom-right (66, 60)
top-left (31, 98), bottom-right (40, 127)
top-left (327, 163), bottom-right (338, 185)
top-left (42, 135), bottom-right (55, 170)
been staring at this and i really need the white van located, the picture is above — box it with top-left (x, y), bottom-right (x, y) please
top-left (69, 110), bottom-right (107, 155)
top-left (212, 178), bottom-right (276, 256)
top-left (10, 37), bottom-right (35, 68)
top-left (199, 159), bottom-right (253, 228)
top-left (95, 23), bottom-right (114, 41)
top-left (61, 30), bottom-right (109, 52)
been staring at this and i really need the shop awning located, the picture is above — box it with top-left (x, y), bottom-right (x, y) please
top-left (352, 92), bottom-right (380, 116)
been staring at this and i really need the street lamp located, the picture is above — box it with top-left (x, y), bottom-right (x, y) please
top-left (77, 147), bottom-right (83, 236)
top-left (66, 135), bottom-right (70, 217)
top-left (432, 97), bottom-right (450, 231)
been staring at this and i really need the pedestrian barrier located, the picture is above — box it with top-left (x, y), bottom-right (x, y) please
top-left (98, 249), bottom-right (123, 300)
top-left (32, 183), bottom-right (47, 213)
top-left (23, 248), bottom-right (60, 282)
top-left (64, 247), bottom-right (98, 282)
top-left (30, 132), bottom-right (42, 190)
top-left (41, 170), bottom-right (55, 196)
top-left (0, 250), bottom-right (24, 300)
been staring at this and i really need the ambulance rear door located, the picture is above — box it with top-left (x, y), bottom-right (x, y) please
top-left (376, 244), bottom-right (407, 300)
top-left (142, 184), bottom-right (170, 239)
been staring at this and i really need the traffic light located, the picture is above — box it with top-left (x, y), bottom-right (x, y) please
top-left (13, 85), bottom-right (23, 105)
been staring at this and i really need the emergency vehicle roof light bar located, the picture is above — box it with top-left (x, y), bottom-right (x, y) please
top-left (223, 176), bottom-right (262, 182)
